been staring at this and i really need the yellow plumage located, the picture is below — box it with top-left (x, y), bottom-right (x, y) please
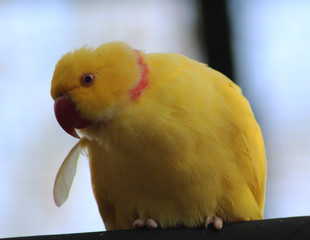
top-left (51, 41), bottom-right (266, 230)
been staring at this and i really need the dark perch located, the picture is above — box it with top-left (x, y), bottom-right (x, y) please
top-left (4, 217), bottom-right (310, 240)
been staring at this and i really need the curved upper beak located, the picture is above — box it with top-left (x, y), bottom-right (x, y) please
top-left (54, 96), bottom-right (92, 138)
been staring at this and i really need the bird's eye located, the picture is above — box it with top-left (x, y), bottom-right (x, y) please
top-left (80, 73), bottom-right (95, 87)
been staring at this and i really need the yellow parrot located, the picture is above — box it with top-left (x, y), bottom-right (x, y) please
top-left (51, 41), bottom-right (266, 230)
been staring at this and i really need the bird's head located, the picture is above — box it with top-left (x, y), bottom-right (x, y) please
top-left (51, 41), bottom-right (149, 138)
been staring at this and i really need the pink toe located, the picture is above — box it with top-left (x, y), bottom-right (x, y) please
top-left (204, 216), bottom-right (214, 229)
top-left (146, 219), bottom-right (158, 229)
top-left (133, 219), bottom-right (146, 228)
top-left (213, 217), bottom-right (223, 230)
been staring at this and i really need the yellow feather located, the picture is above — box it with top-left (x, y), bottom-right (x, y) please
top-left (51, 42), bottom-right (266, 230)
top-left (53, 139), bottom-right (87, 207)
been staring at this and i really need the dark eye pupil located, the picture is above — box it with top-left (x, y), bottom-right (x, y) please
top-left (80, 73), bottom-right (95, 87)
top-left (84, 75), bottom-right (93, 83)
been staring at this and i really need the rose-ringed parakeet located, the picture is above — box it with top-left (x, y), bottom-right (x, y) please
top-left (51, 41), bottom-right (266, 230)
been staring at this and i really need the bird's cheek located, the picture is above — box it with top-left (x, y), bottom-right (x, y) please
top-left (54, 96), bottom-right (92, 138)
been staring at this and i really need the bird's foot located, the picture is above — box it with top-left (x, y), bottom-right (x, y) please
top-left (204, 216), bottom-right (223, 230)
top-left (133, 219), bottom-right (158, 229)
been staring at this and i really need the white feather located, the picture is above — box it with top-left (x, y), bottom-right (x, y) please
top-left (53, 140), bottom-right (85, 207)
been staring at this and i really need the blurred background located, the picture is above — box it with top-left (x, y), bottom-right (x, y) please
top-left (1, 0), bottom-right (310, 238)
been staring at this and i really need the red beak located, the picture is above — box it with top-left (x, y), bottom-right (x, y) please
top-left (54, 96), bottom-right (92, 138)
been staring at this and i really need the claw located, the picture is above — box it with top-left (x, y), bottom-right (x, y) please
top-left (133, 219), bottom-right (146, 228)
top-left (146, 219), bottom-right (158, 229)
top-left (133, 219), bottom-right (158, 229)
top-left (204, 216), bottom-right (223, 230)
